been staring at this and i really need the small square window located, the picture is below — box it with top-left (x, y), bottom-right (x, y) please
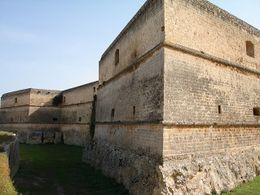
top-left (115, 49), bottom-right (119, 66)
top-left (111, 109), bottom-right (115, 121)
top-left (246, 41), bottom-right (255, 58)
top-left (133, 106), bottom-right (136, 116)
top-left (53, 118), bottom-right (58, 122)
top-left (218, 105), bottom-right (222, 114)
top-left (253, 107), bottom-right (260, 116)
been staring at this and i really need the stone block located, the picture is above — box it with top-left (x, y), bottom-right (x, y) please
top-left (17, 131), bottom-right (27, 143)
top-left (27, 131), bottom-right (42, 144)
top-left (43, 131), bottom-right (55, 144)
top-left (54, 132), bottom-right (62, 144)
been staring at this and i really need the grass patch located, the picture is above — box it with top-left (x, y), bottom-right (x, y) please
top-left (0, 153), bottom-right (17, 195)
top-left (14, 144), bottom-right (129, 195)
top-left (222, 177), bottom-right (260, 195)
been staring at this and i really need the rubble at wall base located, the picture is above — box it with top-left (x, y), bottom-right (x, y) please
top-left (83, 143), bottom-right (260, 195)
top-left (82, 140), bottom-right (160, 195)
top-left (158, 148), bottom-right (260, 194)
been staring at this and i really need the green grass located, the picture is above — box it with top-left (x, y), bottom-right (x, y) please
top-left (14, 144), bottom-right (129, 195)
top-left (222, 177), bottom-right (260, 195)
top-left (0, 153), bottom-right (17, 195)
top-left (9, 144), bottom-right (260, 195)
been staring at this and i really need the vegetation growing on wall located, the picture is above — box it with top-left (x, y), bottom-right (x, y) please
top-left (0, 132), bottom-right (15, 144)
top-left (52, 94), bottom-right (63, 106)
top-left (90, 95), bottom-right (97, 139)
top-left (0, 132), bottom-right (15, 153)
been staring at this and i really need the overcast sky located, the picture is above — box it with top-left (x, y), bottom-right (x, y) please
top-left (0, 0), bottom-right (259, 97)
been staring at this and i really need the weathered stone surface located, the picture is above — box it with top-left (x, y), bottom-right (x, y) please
top-left (157, 148), bottom-right (260, 194)
top-left (83, 141), bottom-right (159, 195)
top-left (54, 132), bottom-right (62, 144)
top-left (61, 126), bottom-right (90, 146)
top-left (0, 82), bottom-right (98, 147)
top-left (43, 131), bottom-right (55, 144)
top-left (88, 0), bottom-right (260, 193)
top-left (0, 0), bottom-right (259, 194)
top-left (27, 131), bottom-right (42, 144)
top-left (0, 131), bottom-right (19, 178)
top-left (17, 131), bottom-right (28, 143)
top-left (84, 143), bottom-right (260, 195)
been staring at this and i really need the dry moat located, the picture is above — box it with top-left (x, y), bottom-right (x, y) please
top-left (14, 144), bottom-right (128, 195)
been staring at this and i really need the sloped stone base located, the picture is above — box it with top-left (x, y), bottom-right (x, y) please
top-left (83, 141), bottom-right (160, 195)
top-left (83, 142), bottom-right (260, 195)
top-left (157, 148), bottom-right (260, 195)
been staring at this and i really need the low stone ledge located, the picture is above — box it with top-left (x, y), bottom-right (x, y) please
top-left (61, 128), bottom-right (88, 146)
top-left (21, 130), bottom-right (62, 145)
top-left (0, 131), bottom-right (19, 178)
top-left (0, 126), bottom-right (87, 146)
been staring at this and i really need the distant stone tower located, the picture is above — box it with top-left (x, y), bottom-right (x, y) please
top-left (84, 0), bottom-right (260, 194)
top-left (0, 82), bottom-right (98, 146)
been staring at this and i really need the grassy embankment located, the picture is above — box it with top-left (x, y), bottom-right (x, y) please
top-left (0, 132), bottom-right (17, 195)
top-left (0, 153), bottom-right (17, 195)
top-left (6, 140), bottom-right (260, 195)
top-left (14, 144), bottom-right (128, 195)
top-left (221, 176), bottom-right (260, 195)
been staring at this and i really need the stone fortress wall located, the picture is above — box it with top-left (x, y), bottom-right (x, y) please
top-left (60, 82), bottom-right (97, 146)
top-left (0, 82), bottom-right (98, 146)
top-left (0, 89), bottom-right (61, 144)
top-left (84, 0), bottom-right (260, 194)
top-left (1, 0), bottom-right (260, 194)
top-left (96, 0), bottom-right (165, 158)
top-left (163, 0), bottom-right (260, 157)
top-left (95, 0), bottom-right (260, 159)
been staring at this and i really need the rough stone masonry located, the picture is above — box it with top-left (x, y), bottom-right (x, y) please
top-left (0, 131), bottom-right (19, 178)
top-left (0, 0), bottom-right (259, 194)
top-left (83, 0), bottom-right (260, 194)
top-left (0, 82), bottom-right (98, 146)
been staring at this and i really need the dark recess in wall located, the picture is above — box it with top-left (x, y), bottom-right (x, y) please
top-left (90, 95), bottom-right (97, 139)
top-left (53, 94), bottom-right (63, 106)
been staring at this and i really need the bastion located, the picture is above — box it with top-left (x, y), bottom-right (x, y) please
top-left (83, 0), bottom-right (260, 194)
top-left (0, 0), bottom-right (260, 194)
top-left (0, 81), bottom-right (98, 146)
